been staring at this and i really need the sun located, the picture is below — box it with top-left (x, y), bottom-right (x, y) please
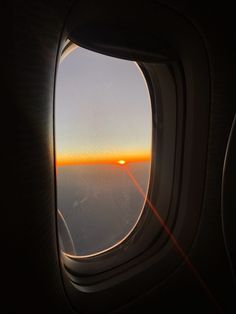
top-left (117, 160), bottom-right (126, 165)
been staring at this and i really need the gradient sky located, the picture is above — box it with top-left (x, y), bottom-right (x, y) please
top-left (55, 46), bottom-right (152, 165)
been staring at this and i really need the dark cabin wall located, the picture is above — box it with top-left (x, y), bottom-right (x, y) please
top-left (4, 1), bottom-right (75, 313)
top-left (117, 1), bottom-right (236, 313)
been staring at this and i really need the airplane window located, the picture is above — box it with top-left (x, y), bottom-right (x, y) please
top-left (55, 45), bottom-right (152, 257)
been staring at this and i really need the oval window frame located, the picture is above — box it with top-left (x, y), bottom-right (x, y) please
top-left (56, 41), bottom-right (180, 287)
top-left (56, 42), bottom-right (153, 258)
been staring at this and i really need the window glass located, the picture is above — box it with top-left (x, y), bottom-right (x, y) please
top-left (56, 45), bottom-right (152, 256)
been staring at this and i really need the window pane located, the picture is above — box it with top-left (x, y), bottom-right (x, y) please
top-left (56, 45), bottom-right (152, 257)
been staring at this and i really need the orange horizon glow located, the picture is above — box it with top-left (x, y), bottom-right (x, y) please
top-left (56, 152), bottom-right (151, 167)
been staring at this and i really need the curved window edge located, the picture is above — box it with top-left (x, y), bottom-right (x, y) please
top-left (56, 41), bottom-right (180, 290)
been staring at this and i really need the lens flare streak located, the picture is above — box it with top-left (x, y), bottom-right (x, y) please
top-left (123, 165), bottom-right (223, 313)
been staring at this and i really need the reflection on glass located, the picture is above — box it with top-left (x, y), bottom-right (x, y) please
top-left (56, 45), bottom-right (152, 257)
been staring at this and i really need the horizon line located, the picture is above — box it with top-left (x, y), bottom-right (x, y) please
top-left (56, 156), bottom-right (151, 167)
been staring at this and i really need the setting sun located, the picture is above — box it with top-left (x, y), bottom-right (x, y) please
top-left (117, 160), bottom-right (126, 165)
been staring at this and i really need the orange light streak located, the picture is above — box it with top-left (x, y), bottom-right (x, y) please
top-left (123, 165), bottom-right (223, 314)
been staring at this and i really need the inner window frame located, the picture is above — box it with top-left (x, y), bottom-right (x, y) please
top-left (56, 42), bottom-right (153, 258)
top-left (56, 40), bottom-right (181, 290)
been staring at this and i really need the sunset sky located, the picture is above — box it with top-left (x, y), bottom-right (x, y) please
top-left (55, 46), bottom-right (152, 166)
